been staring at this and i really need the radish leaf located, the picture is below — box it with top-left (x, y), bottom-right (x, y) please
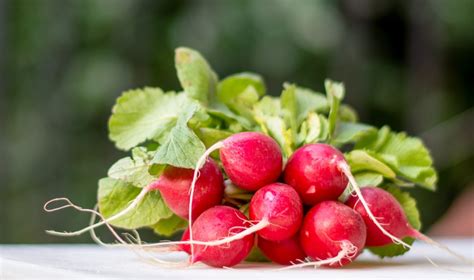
top-left (108, 88), bottom-right (194, 150)
top-left (98, 178), bottom-right (173, 229)
top-left (175, 47), bottom-right (218, 104)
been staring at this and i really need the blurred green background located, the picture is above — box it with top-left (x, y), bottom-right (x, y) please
top-left (1, 0), bottom-right (473, 243)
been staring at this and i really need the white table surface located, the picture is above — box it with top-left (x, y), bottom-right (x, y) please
top-left (1, 239), bottom-right (473, 279)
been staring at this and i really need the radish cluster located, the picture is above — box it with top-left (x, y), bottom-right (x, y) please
top-left (46, 131), bottom-right (458, 268)
top-left (150, 132), bottom-right (418, 268)
top-left (44, 130), bottom-right (470, 268)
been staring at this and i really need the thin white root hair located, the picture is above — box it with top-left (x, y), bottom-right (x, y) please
top-left (278, 241), bottom-right (358, 270)
top-left (88, 204), bottom-right (129, 248)
top-left (137, 219), bottom-right (270, 248)
top-left (44, 185), bottom-right (150, 236)
top-left (88, 209), bottom-right (181, 253)
top-left (414, 232), bottom-right (474, 265)
top-left (338, 163), bottom-right (412, 249)
top-left (187, 141), bottom-right (224, 261)
top-left (87, 206), bottom-right (188, 266)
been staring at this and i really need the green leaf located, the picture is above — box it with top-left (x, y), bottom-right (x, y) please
top-left (325, 79), bottom-right (345, 139)
top-left (293, 86), bottom-right (329, 124)
top-left (355, 126), bottom-right (391, 151)
top-left (226, 87), bottom-right (260, 124)
top-left (152, 214), bottom-right (188, 237)
top-left (207, 105), bottom-right (252, 131)
top-left (153, 104), bottom-right (206, 169)
top-left (254, 97), bottom-right (293, 157)
top-left (107, 147), bottom-right (156, 188)
top-left (195, 127), bottom-right (232, 148)
top-left (281, 84), bottom-right (298, 144)
top-left (346, 150), bottom-right (396, 178)
top-left (368, 186), bottom-right (421, 258)
top-left (355, 126), bottom-right (438, 190)
top-left (281, 83), bottom-right (329, 127)
top-left (332, 122), bottom-right (376, 146)
top-left (217, 72), bottom-right (266, 103)
top-left (215, 73), bottom-right (265, 125)
top-left (298, 113), bottom-right (329, 145)
top-left (97, 177), bottom-right (173, 229)
top-left (339, 104), bottom-right (359, 122)
top-left (175, 47), bottom-right (218, 104)
top-left (108, 88), bottom-right (194, 150)
top-left (355, 172), bottom-right (384, 187)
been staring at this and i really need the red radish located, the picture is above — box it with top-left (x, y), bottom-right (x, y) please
top-left (249, 183), bottom-right (303, 241)
top-left (220, 132), bottom-right (283, 191)
top-left (299, 201), bottom-right (366, 267)
top-left (258, 235), bottom-right (306, 265)
top-left (346, 187), bottom-right (414, 247)
top-left (44, 159), bottom-right (223, 237)
top-left (190, 206), bottom-right (254, 267)
top-left (346, 187), bottom-right (473, 263)
top-left (284, 144), bottom-right (348, 205)
top-left (155, 159), bottom-right (224, 220)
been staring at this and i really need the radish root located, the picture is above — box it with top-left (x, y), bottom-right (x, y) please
top-left (137, 219), bottom-right (270, 249)
top-left (44, 185), bottom-right (151, 236)
top-left (279, 240), bottom-right (358, 269)
top-left (411, 231), bottom-right (474, 265)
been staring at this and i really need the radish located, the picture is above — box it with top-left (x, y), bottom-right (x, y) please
top-left (219, 132), bottom-right (283, 191)
top-left (44, 159), bottom-right (224, 236)
top-left (298, 201), bottom-right (366, 268)
top-left (155, 159), bottom-right (224, 220)
top-left (189, 205), bottom-right (254, 267)
top-left (283, 144), bottom-right (348, 205)
top-left (346, 187), bottom-right (473, 263)
top-left (346, 187), bottom-right (413, 247)
top-left (249, 183), bottom-right (303, 241)
top-left (258, 235), bottom-right (306, 265)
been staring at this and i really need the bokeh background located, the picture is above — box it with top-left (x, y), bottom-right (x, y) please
top-left (1, 0), bottom-right (473, 243)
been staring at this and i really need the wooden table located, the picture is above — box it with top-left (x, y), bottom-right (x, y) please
top-left (1, 239), bottom-right (473, 279)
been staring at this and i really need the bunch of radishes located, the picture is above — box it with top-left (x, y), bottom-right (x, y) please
top-left (149, 132), bottom-right (424, 268)
top-left (44, 47), bottom-right (470, 269)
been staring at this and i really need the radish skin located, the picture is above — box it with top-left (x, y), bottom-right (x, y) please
top-left (220, 132), bottom-right (283, 191)
top-left (299, 201), bottom-right (366, 267)
top-left (156, 158), bottom-right (224, 220)
top-left (249, 183), bottom-right (303, 241)
top-left (189, 206), bottom-right (254, 267)
top-left (258, 235), bottom-right (306, 265)
top-left (284, 144), bottom-right (348, 205)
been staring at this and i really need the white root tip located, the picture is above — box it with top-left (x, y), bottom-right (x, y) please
top-left (43, 186), bottom-right (150, 236)
top-left (414, 232), bottom-right (474, 265)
